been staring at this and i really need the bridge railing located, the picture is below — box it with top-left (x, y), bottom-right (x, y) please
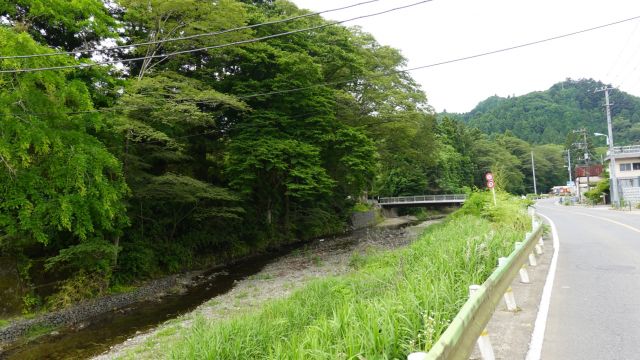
top-left (378, 194), bottom-right (467, 204)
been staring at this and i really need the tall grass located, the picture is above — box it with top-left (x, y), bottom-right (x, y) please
top-left (161, 192), bottom-right (530, 359)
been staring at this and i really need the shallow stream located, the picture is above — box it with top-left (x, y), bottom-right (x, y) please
top-left (0, 219), bottom-right (425, 360)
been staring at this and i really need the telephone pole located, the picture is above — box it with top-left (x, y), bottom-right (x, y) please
top-left (531, 151), bottom-right (537, 195)
top-left (596, 86), bottom-right (619, 206)
top-left (572, 128), bottom-right (591, 199)
top-left (566, 149), bottom-right (572, 183)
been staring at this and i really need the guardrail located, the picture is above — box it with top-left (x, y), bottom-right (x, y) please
top-left (409, 208), bottom-right (544, 360)
top-left (378, 194), bottom-right (467, 204)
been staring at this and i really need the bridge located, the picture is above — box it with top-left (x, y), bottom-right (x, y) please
top-left (377, 194), bottom-right (467, 207)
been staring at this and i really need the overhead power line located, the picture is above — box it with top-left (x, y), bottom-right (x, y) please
top-left (235, 14), bottom-right (640, 99)
top-left (3, 13), bottom-right (640, 119)
top-left (0, 0), bottom-right (383, 60)
top-left (0, 0), bottom-right (433, 74)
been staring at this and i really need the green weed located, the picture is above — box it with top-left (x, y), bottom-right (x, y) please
top-left (134, 193), bottom-right (530, 359)
top-left (24, 324), bottom-right (55, 340)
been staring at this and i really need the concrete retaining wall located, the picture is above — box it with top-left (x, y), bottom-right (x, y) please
top-left (350, 210), bottom-right (377, 230)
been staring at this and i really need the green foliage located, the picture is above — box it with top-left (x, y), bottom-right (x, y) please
top-left (21, 293), bottom-right (40, 314)
top-left (0, 0), bottom-right (563, 310)
top-left (584, 178), bottom-right (609, 204)
top-left (352, 203), bottom-right (372, 213)
top-left (46, 271), bottom-right (108, 310)
top-left (462, 78), bottom-right (640, 146)
top-left (0, 28), bottom-right (128, 276)
top-left (0, 0), bottom-right (117, 51)
top-left (133, 197), bottom-right (529, 359)
top-left (44, 239), bottom-right (116, 273)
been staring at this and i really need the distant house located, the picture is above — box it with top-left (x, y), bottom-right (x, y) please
top-left (605, 145), bottom-right (640, 204)
top-left (574, 164), bottom-right (603, 201)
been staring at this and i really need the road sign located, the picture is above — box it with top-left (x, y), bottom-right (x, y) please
top-left (487, 180), bottom-right (495, 189)
top-left (485, 172), bottom-right (494, 181)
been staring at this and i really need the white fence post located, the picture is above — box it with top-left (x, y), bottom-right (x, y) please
top-left (535, 244), bottom-right (543, 255)
top-left (498, 258), bottom-right (518, 311)
top-left (528, 252), bottom-right (537, 266)
top-left (519, 264), bottom-right (530, 283)
top-left (407, 352), bottom-right (427, 360)
top-left (470, 285), bottom-right (496, 360)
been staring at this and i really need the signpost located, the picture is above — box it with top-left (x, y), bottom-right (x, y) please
top-left (486, 172), bottom-right (497, 206)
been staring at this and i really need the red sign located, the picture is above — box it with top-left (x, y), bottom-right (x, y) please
top-left (487, 180), bottom-right (495, 189)
top-left (485, 173), bottom-right (494, 181)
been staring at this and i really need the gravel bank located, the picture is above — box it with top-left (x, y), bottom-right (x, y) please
top-left (94, 219), bottom-right (442, 360)
top-left (0, 273), bottom-right (195, 352)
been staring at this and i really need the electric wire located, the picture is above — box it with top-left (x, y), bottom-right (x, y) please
top-left (0, 0), bottom-right (433, 73)
top-left (233, 14), bottom-right (640, 100)
top-left (0, 0), bottom-right (383, 60)
top-left (605, 20), bottom-right (640, 83)
top-left (3, 13), bottom-right (640, 119)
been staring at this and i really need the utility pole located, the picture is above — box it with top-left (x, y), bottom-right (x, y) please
top-left (596, 86), bottom-right (619, 206)
top-left (572, 128), bottom-right (591, 201)
top-left (531, 151), bottom-right (537, 195)
top-left (583, 130), bottom-right (591, 194)
top-left (566, 149), bottom-right (573, 183)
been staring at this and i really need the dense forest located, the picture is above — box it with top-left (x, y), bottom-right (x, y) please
top-left (0, 0), bottom-right (567, 309)
top-left (457, 78), bottom-right (640, 145)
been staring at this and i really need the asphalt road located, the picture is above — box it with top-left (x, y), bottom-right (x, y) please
top-left (537, 199), bottom-right (640, 360)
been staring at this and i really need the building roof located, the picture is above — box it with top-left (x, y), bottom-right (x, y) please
top-left (604, 145), bottom-right (640, 161)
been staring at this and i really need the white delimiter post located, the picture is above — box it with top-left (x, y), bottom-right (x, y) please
top-left (519, 264), bottom-right (530, 283)
top-left (407, 352), bottom-right (427, 360)
top-left (470, 285), bottom-right (496, 360)
top-left (498, 258), bottom-right (518, 311)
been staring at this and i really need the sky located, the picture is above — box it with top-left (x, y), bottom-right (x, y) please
top-left (292, 0), bottom-right (640, 113)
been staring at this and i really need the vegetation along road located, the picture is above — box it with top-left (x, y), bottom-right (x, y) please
top-left (2, 0), bottom-right (639, 358)
top-left (537, 199), bottom-right (640, 359)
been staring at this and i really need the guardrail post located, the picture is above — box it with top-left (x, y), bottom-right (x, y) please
top-left (518, 264), bottom-right (530, 283)
top-left (528, 252), bottom-right (537, 266)
top-left (407, 352), bottom-right (427, 360)
top-left (498, 258), bottom-right (518, 311)
top-left (469, 285), bottom-right (496, 360)
top-left (535, 244), bottom-right (543, 255)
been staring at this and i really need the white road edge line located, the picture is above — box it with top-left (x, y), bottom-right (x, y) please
top-left (575, 211), bottom-right (640, 233)
top-left (525, 212), bottom-right (560, 360)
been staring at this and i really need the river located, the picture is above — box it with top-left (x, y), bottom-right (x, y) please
top-left (0, 217), bottom-right (436, 360)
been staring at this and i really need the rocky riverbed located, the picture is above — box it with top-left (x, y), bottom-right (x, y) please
top-left (0, 273), bottom-right (193, 351)
top-left (94, 217), bottom-right (441, 359)
top-left (0, 215), bottom-right (439, 359)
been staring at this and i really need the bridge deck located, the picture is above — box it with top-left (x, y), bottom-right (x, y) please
top-left (378, 194), bottom-right (467, 206)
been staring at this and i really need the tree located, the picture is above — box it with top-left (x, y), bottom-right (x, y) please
top-left (0, 0), bottom-right (117, 51)
top-left (0, 27), bottom-right (128, 277)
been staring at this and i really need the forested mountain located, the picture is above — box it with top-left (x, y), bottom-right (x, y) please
top-left (458, 78), bottom-right (640, 145)
top-left (0, 0), bottom-right (567, 310)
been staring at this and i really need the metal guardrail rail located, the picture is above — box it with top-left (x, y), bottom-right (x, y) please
top-left (410, 210), bottom-right (543, 360)
top-left (378, 194), bottom-right (467, 205)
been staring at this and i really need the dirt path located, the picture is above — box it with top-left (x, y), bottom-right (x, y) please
top-left (94, 219), bottom-right (442, 359)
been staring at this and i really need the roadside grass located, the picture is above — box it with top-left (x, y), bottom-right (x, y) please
top-left (122, 192), bottom-right (529, 359)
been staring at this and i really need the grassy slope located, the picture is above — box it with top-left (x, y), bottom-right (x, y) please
top-left (120, 192), bottom-right (530, 360)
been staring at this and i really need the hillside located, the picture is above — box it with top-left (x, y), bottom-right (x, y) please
top-left (456, 79), bottom-right (640, 145)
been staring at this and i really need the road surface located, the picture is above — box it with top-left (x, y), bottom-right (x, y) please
top-left (537, 199), bottom-right (640, 360)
